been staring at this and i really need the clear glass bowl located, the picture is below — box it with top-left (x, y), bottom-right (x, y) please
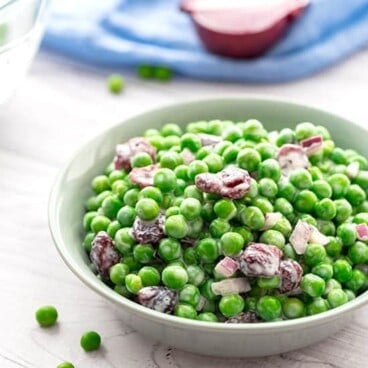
top-left (0, 0), bottom-right (48, 102)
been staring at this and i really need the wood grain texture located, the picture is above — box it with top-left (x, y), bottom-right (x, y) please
top-left (1, 50), bottom-right (368, 368)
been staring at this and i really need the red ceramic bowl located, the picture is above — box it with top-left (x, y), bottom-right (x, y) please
top-left (181, 0), bottom-right (309, 58)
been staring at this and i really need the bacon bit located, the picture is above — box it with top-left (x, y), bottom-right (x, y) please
top-left (277, 144), bottom-right (309, 176)
top-left (195, 167), bottom-right (251, 199)
top-left (346, 162), bottom-right (360, 179)
top-left (309, 225), bottom-right (330, 245)
top-left (261, 212), bottom-right (283, 230)
top-left (300, 135), bottom-right (323, 156)
top-left (225, 311), bottom-right (261, 324)
top-left (279, 259), bottom-right (303, 293)
top-left (198, 133), bottom-right (222, 146)
top-left (238, 243), bottom-right (282, 277)
top-left (215, 257), bottom-right (240, 278)
top-left (289, 220), bottom-right (312, 255)
top-left (129, 164), bottom-right (159, 188)
top-left (211, 278), bottom-right (251, 296)
top-left (356, 223), bottom-right (368, 241)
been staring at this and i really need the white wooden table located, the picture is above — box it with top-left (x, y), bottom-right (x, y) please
top-left (1, 50), bottom-right (368, 368)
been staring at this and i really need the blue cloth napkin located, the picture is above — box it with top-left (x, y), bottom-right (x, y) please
top-left (44, 0), bottom-right (368, 82)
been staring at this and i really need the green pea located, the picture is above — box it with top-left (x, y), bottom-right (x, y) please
top-left (195, 238), bottom-right (220, 263)
top-left (259, 230), bottom-right (285, 249)
top-left (203, 153), bottom-right (224, 173)
top-left (242, 119), bottom-right (267, 141)
top-left (323, 279), bottom-right (342, 296)
top-left (174, 165), bottom-right (189, 181)
top-left (306, 297), bottom-right (329, 315)
top-left (240, 206), bottom-right (265, 230)
top-left (277, 180), bottom-right (297, 202)
top-left (109, 263), bottom-right (129, 285)
top-left (200, 279), bottom-right (219, 301)
top-left (233, 226), bottom-right (254, 244)
top-left (308, 167), bottom-right (323, 181)
top-left (276, 128), bottom-right (296, 146)
top-left (295, 122), bottom-right (317, 141)
top-left (330, 148), bottom-right (348, 165)
top-left (312, 263), bottom-right (333, 281)
top-left (214, 140), bottom-right (232, 155)
top-left (174, 303), bottom-right (197, 319)
top-left (90, 215), bottom-right (111, 233)
top-left (344, 269), bottom-right (367, 292)
top-left (222, 145), bottom-right (240, 163)
top-left (125, 274), bottom-right (143, 294)
top-left (164, 214), bottom-right (189, 239)
top-left (354, 171), bottom-right (368, 190)
top-left (297, 213), bottom-right (317, 227)
top-left (133, 244), bottom-right (154, 264)
top-left (209, 218), bottom-right (231, 238)
top-left (333, 259), bottom-right (353, 282)
top-left (124, 188), bottom-right (140, 207)
top-left (197, 312), bottom-right (218, 322)
top-left (327, 289), bottom-right (348, 308)
top-left (353, 212), bottom-right (368, 224)
top-left (316, 220), bottom-right (336, 236)
top-left (162, 265), bottom-right (188, 289)
top-left (272, 217), bottom-right (293, 238)
top-left (161, 123), bottom-right (183, 137)
top-left (247, 178), bottom-right (259, 198)
top-left (35, 305), bottom-right (58, 327)
top-left (180, 198), bottom-right (202, 220)
top-left (57, 362), bottom-right (74, 368)
top-left (244, 297), bottom-right (258, 311)
top-left (344, 289), bottom-right (356, 301)
top-left (135, 198), bottom-right (160, 221)
top-left (222, 125), bottom-right (243, 142)
top-left (92, 175), bottom-right (110, 194)
top-left (282, 298), bottom-right (306, 319)
top-left (220, 232), bottom-right (244, 256)
top-left (139, 187), bottom-right (164, 206)
top-left (111, 180), bottom-right (129, 201)
top-left (186, 265), bottom-right (205, 286)
top-left (83, 232), bottom-right (95, 252)
top-left (158, 238), bottom-right (182, 262)
top-left (301, 274), bottom-right (325, 297)
top-left (122, 255), bottom-right (140, 273)
top-left (315, 198), bottom-right (336, 221)
top-left (237, 148), bottom-right (261, 172)
top-left (348, 241), bottom-right (368, 265)
top-left (106, 220), bottom-right (121, 238)
top-left (138, 266), bottom-right (161, 286)
top-left (83, 211), bottom-right (98, 231)
top-left (336, 223), bottom-right (357, 246)
top-left (183, 248), bottom-right (198, 266)
top-left (179, 285), bottom-right (201, 307)
top-left (196, 146), bottom-right (212, 160)
top-left (252, 196), bottom-right (274, 214)
top-left (256, 296), bottom-right (282, 321)
top-left (283, 243), bottom-right (297, 260)
top-left (213, 199), bottom-right (237, 220)
top-left (184, 185), bottom-right (203, 202)
top-left (289, 169), bottom-right (313, 190)
top-left (258, 159), bottom-right (281, 182)
top-left (334, 199), bottom-right (352, 223)
top-left (219, 294), bottom-right (245, 318)
top-left (294, 190), bottom-right (318, 213)
top-left (131, 152), bottom-right (152, 168)
top-left (181, 133), bottom-right (201, 152)
top-left (328, 174), bottom-right (350, 198)
top-left (304, 244), bottom-right (327, 267)
top-left (154, 168), bottom-right (177, 192)
top-left (116, 205), bottom-right (136, 227)
top-left (114, 228), bottom-right (136, 255)
top-left (257, 276), bottom-right (281, 289)
top-left (274, 198), bottom-right (294, 218)
top-left (255, 142), bottom-right (277, 160)
top-left (80, 331), bottom-right (101, 352)
top-left (258, 178), bottom-right (278, 198)
top-left (346, 184), bottom-right (366, 206)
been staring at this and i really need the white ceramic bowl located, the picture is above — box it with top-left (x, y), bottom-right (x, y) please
top-left (49, 97), bottom-right (368, 358)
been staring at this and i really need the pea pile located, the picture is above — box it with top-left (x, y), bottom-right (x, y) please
top-left (82, 119), bottom-right (368, 323)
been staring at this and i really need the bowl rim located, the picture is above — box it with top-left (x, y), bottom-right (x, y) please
top-left (49, 96), bottom-right (368, 331)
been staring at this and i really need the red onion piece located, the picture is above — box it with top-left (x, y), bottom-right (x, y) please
top-left (261, 212), bottom-right (283, 230)
top-left (277, 144), bottom-right (309, 176)
top-left (211, 278), bottom-right (251, 296)
top-left (289, 220), bottom-right (312, 255)
top-left (215, 257), bottom-right (240, 278)
top-left (300, 135), bottom-right (323, 156)
top-left (356, 223), bottom-right (368, 241)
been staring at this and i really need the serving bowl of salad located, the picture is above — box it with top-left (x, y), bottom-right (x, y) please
top-left (49, 97), bottom-right (368, 357)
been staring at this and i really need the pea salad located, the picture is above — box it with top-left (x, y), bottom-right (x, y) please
top-left (82, 120), bottom-right (368, 323)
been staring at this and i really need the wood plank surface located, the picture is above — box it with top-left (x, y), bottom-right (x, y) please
top-left (1, 50), bottom-right (368, 368)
